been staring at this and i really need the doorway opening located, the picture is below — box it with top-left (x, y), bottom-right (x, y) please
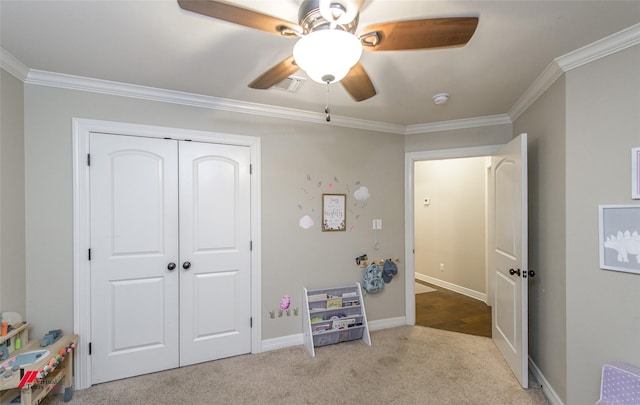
top-left (404, 145), bottom-right (500, 334)
top-left (406, 137), bottom-right (530, 387)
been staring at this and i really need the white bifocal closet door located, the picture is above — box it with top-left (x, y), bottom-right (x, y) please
top-left (178, 141), bottom-right (252, 366)
top-left (90, 134), bottom-right (179, 384)
top-left (90, 135), bottom-right (252, 384)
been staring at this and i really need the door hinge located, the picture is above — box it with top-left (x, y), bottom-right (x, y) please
top-left (250, 164), bottom-right (253, 175)
top-left (87, 154), bottom-right (91, 166)
top-left (250, 317), bottom-right (253, 328)
top-left (89, 342), bottom-right (92, 355)
top-left (250, 241), bottom-right (253, 251)
top-left (88, 248), bottom-right (91, 261)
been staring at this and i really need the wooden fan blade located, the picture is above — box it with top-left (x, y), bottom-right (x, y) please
top-left (178, 0), bottom-right (302, 36)
top-left (249, 56), bottom-right (299, 89)
top-left (360, 17), bottom-right (478, 51)
top-left (341, 62), bottom-right (376, 102)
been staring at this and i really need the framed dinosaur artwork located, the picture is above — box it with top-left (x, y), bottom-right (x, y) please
top-left (599, 205), bottom-right (640, 274)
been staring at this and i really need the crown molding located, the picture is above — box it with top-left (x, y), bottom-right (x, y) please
top-left (507, 60), bottom-right (564, 122)
top-left (5, 23), bottom-right (638, 134)
top-left (405, 114), bottom-right (512, 135)
top-left (509, 23), bottom-right (640, 122)
top-left (3, 47), bottom-right (494, 135)
top-left (0, 48), bottom-right (29, 81)
top-left (556, 22), bottom-right (640, 72)
top-left (23, 69), bottom-right (406, 134)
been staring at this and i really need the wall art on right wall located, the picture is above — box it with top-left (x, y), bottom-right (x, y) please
top-left (599, 204), bottom-right (640, 274)
top-left (632, 147), bottom-right (640, 199)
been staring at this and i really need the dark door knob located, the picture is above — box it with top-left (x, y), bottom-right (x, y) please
top-left (167, 262), bottom-right (176, 271)
top-left (509, 268), bottom-right (521, 276)
top-left (182, 261), bottom-right (191, 270)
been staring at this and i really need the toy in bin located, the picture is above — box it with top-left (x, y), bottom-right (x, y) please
top-left (40, 329), bottom-right (63, 347)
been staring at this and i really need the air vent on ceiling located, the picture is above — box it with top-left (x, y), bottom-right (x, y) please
top-left (272, 76), bottom-right (306, 93)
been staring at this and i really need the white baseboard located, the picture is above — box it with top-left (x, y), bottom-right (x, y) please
top-left (529, 356), bottom-right (564, 405)
top-left (415, 273), bottom-right (487, 303)
top-left (261, 333), bottom-right (303, 352)
top-left (260, 316), bottom-right (408, 352)
top-left (368, 316), bottom-right (407, 331)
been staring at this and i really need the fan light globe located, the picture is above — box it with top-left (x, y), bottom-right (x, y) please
top-left (293, 29), bottom-right (362, 84)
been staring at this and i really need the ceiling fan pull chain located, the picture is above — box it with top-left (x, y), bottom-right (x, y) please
top-left (325, 81), bottom-right (331, 122)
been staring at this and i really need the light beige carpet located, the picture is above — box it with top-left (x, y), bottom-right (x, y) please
top-left (415, 281), bottom-right (437, 294)
top-left (44, 326), bottom-right (549, 405)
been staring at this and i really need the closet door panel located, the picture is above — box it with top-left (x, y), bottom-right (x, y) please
top-left (89, 133), bottom-right (179, 384)
top-left (193, 157), bottom-right (237, 250)
top-left (178, 141), bottom-right (252, 366)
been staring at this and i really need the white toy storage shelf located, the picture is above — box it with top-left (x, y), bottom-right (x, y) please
top-left (302, 283), bottom-right (371, 357)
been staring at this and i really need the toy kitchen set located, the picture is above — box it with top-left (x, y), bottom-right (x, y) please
top-left (0, 312), bottom-right (77, 404)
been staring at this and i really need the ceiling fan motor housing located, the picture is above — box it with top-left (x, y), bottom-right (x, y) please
top-left (298, 0), bottom-right (359, 34)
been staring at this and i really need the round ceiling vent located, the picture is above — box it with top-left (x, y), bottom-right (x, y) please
top-left (432, 93), bottom-right (449, 105)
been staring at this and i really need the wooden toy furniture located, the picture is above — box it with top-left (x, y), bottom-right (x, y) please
top-left (0, 323), bottom-right (77, 405)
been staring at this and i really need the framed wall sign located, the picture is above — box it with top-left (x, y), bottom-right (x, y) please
top-left (322, 194), bottom-right (346, 232)
top-left (632, 147), bottom-right (640, 199)
top-left (599, 204), bottom-right (640, 274)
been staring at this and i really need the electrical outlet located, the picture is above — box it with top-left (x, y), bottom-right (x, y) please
top-left (372, 219), bottom-right (382, 230)
top-left (439, 263), bottom-right (445, 271)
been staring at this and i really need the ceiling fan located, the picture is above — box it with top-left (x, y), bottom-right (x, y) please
top-left (178, 0), bottom-right (478, 102)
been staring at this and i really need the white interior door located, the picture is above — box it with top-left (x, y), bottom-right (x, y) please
top-left (90, 133), bottom-right (179, 384)
top-left (490, 133), bottom-right (528, 388)
top-left (178, 141), bottom-right (252, 365)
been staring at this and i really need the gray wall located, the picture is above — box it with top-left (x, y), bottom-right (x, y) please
top-left (514, 76), bottom-right (568, 403)
top-left (565, 45), bottom-right (640, 404)
top-left (22, 84), bottom-right (405, 340)
top-left (414, 157), bottom-right (487, 294)
top-left (405, 124), bottom-right (512, 153)
top-left (0, 68), bottom-right (26, 317)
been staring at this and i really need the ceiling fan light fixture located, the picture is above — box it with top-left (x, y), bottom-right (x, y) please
top-left (293, 29), bottom-right (362, 84)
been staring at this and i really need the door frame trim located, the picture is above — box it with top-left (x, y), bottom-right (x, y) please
top-left (404, 145), bottom-right (500, 325)
top-left (72, 118), bottom-right (262, 390)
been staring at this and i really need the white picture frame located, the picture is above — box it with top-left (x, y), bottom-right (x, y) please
top-left (632, 147), bottom-right (640, 199)
top-left (599, 204), bottom-right (640, 274)
top-left (322, 194), bottom-right (346, 232)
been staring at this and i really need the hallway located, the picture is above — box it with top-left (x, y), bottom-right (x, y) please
top-left (415, 281), bottom-right (491, 337)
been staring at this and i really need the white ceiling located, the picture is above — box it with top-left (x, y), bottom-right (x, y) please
top-left (1, 0), bottom-right (639, 127)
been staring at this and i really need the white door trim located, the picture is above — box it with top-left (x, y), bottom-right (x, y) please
top-left (404, 145), bottom-right (501, 325)
top-left (72, 118), bottom-right (262, 390)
